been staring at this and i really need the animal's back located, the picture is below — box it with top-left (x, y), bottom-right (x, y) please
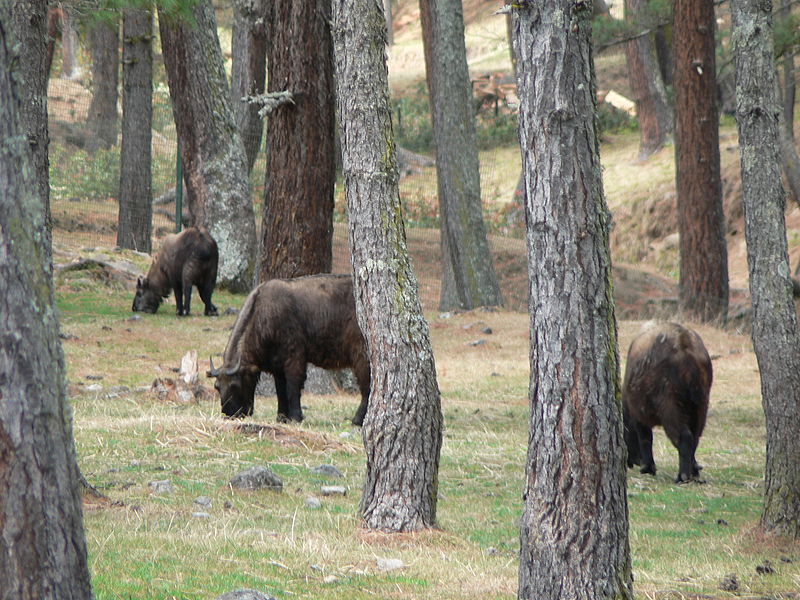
top-left (623, 322), bottom-right (712, 430)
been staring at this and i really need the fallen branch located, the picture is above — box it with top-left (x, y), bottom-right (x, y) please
top-left (243, 91), bottom-right (296, 119)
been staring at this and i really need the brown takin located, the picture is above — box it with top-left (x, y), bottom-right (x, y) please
top-left (206, 274), bottom-right (370, 424)
top-left (622, 321), bottom-right (712, 483)
top-left (132, 227), bottom-right (219, 316)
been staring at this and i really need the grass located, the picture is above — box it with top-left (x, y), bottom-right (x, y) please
top-left (59, 272), bottom-right (800, 600)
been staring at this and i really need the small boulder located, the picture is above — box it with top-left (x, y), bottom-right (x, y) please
top-left (214, 590), bottom-right (276, 600)
top-left (230, 466), bottom-right (283, 492)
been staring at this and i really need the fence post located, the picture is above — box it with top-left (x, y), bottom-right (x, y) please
top-left (175, 140), bottom-right (183, 233)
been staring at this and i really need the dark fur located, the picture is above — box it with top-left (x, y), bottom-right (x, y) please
top-left (622, 322), bottom-right (712, 483)
top-left (132, 227), bottom-right (219, 316)
top-left (207, 274), bottom-right (370, 424)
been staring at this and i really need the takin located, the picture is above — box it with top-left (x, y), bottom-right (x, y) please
top-left (622, 321), bottom-right (712, 483)
top-left (132, 227), bottom-right (219, 316)
top-left (206, 274), bottom-right (371, 424)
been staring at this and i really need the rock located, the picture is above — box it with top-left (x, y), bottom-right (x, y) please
top-left (223, 307), bottom-right (239, 316)
top-left (320, 485), bottom-right (347, 496)
top-left (192, 512), bottom-right (212, 519)
top-left (214, 590), bottom-right (277, 600)
top-left (468, 339), bottom-right (486, 347)
top-left (719, 574), bottom-right (738, 591)
top-left (311, 464), bottom-right (344, 478)
top-left (756, 560), bottom-right (775, 575)
top-left (376, 558), bottom-right (404, 572)
top-left (149, 480), bottom-right (174, 495)
top-left (86, 383), bottom-right (102, 392)
top-left (323, 575), bottom-right (338, 584)
top-left (230, 466), bottom-right (283, 491)
top-left (194, 496), bottom-right (212, 508)
top-left (305, 496), bottom-right (322, 509)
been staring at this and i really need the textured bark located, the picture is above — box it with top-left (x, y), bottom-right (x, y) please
top-left (86, 13), bottom-right (119, 152)
top-left (673, 0), bottom-right (729, 322)
top-left (0, 11), bottom-right (94, 597)
top-left (159, 0), bottom-right (257, 292)
top-left (332, 0), bottom-right (442, 532)
top-left (10, 0), bottom-right (51, 264)
top-left (778, 0), bottom-right (795, 142)
top-left (230, 0), bottom-right (268, 172)
top-left (116, 6), bottom-right (152, 253)
top-left (420, 0), bottom-right (503, 311)
top-left (58, 3), bottom-right (80, 79)
top-left (732, 0), bottom-right (800, 540)
top-left (259, 0), bottom-right (335, 282)
top-left (624, 0), bottom-right (673, 160)
top-left (511, 2), bottom-right (633, 598)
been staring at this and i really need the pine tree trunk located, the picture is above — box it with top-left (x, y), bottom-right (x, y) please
top-left (10, 0), bottom-right (51, 264)
top-left (673, 0), bottom-right (729, 322)
top-left (732, 0), bottom-right (800, 540)
top-left (159, 0), bottom-right (257, 292)
top-left (332, 0), bottom-right (442, 532)
top-left (59, 3), bottom-right (80, 79)
top-left (259, 0), bottom-right (335, 281)
top-left (0, 12), bottom-right (93, 596)
top-left (624, 0), bottom-right (673, 160)
top-left (419, 0), bottom-right (503, 311)
top-left (511, 1), bottom-right (633, 597)
top-left (117, 6), bottom-right (153, 253)
top-left (86, 13), bottom-right (119, 152)
top-left (230, 0), bottom-right (268, 173)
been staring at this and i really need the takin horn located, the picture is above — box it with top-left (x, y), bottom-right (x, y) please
top-left (206, 356), bottom-right (220, 378)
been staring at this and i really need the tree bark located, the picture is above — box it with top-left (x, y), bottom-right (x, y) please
top-left (673, 0), bottom-right (729, 322)
top-left (86, 11), bottom-right (119, 152)
top-left (58, 2), bottom-right (80, 80)
top-left (511, 1), bottom-right (633, 598)
top-left (332, 0), bottom-right (443, 532)
top-left (624, 0), bottom-right (673, 160)
top-left (259, 0), bottom-right (335, 281)
top-left (732, 0), bottom-right (800, 540)
top-left (420, 0), bottom-right (503, 311)
top-left (0, 10), bottom-right (94, 596)
top-left (116, 5), bottom-right (153, 253)
top-left (230, 0), bottom-right (268, 173)
top-left (159, 0), bottom-right (257, 292)
top-left (10, 0), bottom-right (51, 265)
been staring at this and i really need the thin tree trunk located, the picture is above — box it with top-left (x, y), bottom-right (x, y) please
top-left (230, 0), bottom-right (268, 173)
top-left (511, 1), bottom-right (633, 598)
top-left (87, 12), bottom-right (119, 151)
top-left (59, 2), bottom-right (80, 79)
top-left (732, 0), bottom-right (800, 540)
top-left (779, 0), bottom-right (795, 142)
top-left (159, 0), bottom-right (257, 292)
top-left (420, 0), bottom-right (503, 311)
top-left (624, 0), bottom-right (673, 160)
top-left (259, 0), bottom-right (335, 281)
top-left (332, 0), bottom-right (442, 532)
top-left (673, 0), bottom-right (729, 323)
top-left (0, 9), bottom-right (94, 595)
top-left (117, 5), bottom-right (153, 253)
top-left (10, 0), bottom-right (51, 266)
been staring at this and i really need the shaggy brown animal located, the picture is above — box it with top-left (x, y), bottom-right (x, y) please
top-left (622, 322), bottom-right (712, 483)
top-left (132, 227), bottom-right (218, 316)
top-left (207, 274), bottom-right (370, 424)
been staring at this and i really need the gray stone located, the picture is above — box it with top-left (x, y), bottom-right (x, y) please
top-left (214, 590), bottom-right (277, 600)
top-left (320, 485), bottom-right (347, 496)
top-left (311, 464), bottom-right (344, 478)
top-left (194, 496), bottom-right (213, 508)
top-left (230, 466), bottom-right (283, 491)
top-left (376, 558), bottom-right (405, 572)
top-left (192, 512), bottom-right (212, 519)
top-left (305, 496), bottom-right (322, 509)
top-left (148, 480), bottom-right (174, 494)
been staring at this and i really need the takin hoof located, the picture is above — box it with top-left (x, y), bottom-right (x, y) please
top-left (640, 464), bottom-right (656, 476)
top-left (205, 305), bottom-right (218, 316)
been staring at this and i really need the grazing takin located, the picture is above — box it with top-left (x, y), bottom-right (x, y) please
top-left (132, 227), bottom-right (219, 316)
top-left (206, 274), bottom-right (371, 424)
top-left (622, 321), bottom-right (712, 483)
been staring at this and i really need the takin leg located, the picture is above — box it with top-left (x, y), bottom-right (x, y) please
top-left (670, 425), bottom-right (699, 483)
top-left (181, 280), bottom-right (193, 316)
top-left (274, 373), bottom-right (291, 422)
top-left (198, 281), bottom-right (218, 316)
top-left (283, 364), bottom-right (307, 423)
top-left (173, 285), bottom-right (185, 316)
top-left (351, 361), bottom-right (371, 426)
top-left (633, 421), bottom-right (656, 476)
